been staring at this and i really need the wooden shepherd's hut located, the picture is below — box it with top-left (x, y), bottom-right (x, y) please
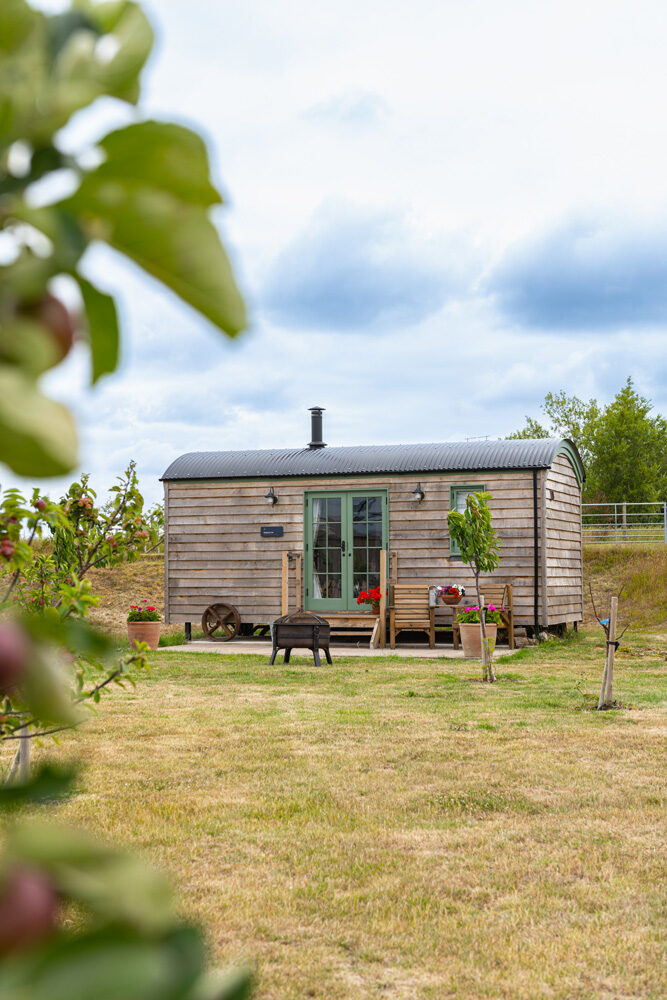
top-left (161, 408), bottom-right (585, 642)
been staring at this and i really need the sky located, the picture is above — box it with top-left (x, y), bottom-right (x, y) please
top-left (16, 0), bottom-right (667, 505)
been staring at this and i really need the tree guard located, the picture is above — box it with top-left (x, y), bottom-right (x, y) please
top-left (201, 603), bottom-right (241, 641)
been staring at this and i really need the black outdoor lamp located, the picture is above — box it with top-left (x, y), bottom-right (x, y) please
top-left (265, 486), bottom-right (278, 506)
top-left (412, 483), bottom-right (425, 502)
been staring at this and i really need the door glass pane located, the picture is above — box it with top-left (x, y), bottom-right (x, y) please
top-left (353, 521), bottom-right (367, 543)
top-left (327, 575), bottom-right (341, 598)
top-left (367, 520), bottom-right (382, 546)
top-left (368, 548), bottom-right (380, 574)
top-left (353, 548), bottom-right (367, 573)
top-left (313, 548), bottom-right (326, 598)
top-left (353, 574), bottom-right (367, 596)
top-left (328, 548), bottom-right (341, 574)
top-left (352, 497), bottom-right (368, 520)
top-left (367, 497), bottom-right (382, 519)
top-left (327, 521), bottom-right (341, 547)
top-left (327, 497), bottom-right (341, 521)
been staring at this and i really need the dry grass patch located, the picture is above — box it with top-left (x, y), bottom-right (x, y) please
top-left (584, 543), bottom-right (667, 628)
top-left (10, 629), bottom-right (665, 1000)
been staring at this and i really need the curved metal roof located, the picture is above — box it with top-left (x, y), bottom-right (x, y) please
top-left (162, 438), bottom-right (584, 483)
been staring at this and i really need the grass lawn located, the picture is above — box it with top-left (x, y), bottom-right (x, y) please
top-left (34, 629), bottom-right (666, 999)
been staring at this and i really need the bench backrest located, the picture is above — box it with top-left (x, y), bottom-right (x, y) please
top-left (479, 582), bottom-right (513, 610)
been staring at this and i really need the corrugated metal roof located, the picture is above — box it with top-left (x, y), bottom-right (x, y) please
top-left (161, 438), bottom-right (584, 482)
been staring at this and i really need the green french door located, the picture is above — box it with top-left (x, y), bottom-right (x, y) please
top-left (304, 490), bottom-right (388, 611)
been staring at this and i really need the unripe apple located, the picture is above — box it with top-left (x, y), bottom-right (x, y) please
top-left (0, 866), bottom-right (58, 955)
top-left (0, 622), bottom-right (30, 695)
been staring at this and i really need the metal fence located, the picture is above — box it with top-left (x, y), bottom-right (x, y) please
top-left (582, 501), bottom-right (667, 544)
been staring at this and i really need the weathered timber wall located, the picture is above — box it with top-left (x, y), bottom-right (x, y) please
top-left (164, 466), bottom-right (584, 627)
top-left (543, 454), bottom-right (584, 624)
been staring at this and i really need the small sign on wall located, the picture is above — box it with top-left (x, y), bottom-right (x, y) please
top-left (260, 525), bottom-right (284, 538)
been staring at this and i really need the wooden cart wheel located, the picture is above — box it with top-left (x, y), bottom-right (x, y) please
top-left (201, 602), bottom-right (241, 641)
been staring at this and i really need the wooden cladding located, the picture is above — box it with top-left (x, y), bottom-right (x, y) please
top-left (164, 462), bottom-right (584, 627)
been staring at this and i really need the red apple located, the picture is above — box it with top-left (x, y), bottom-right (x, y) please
top-left (24, 294), bottom-right (76, 363)
top-left (0, 539), bottom-right (15, 561)
top-left (0, 622), bottom-right (30, 695)
top-left (34, 499), bottom-right (47, 511)
top-left (0, 867), bottom-right (58, 955)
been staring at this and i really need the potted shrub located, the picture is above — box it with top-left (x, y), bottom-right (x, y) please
top-left (447, 491), bottom-right (501, 681)
top-left (455, 604), bottom-right (503, 658)
top-left (356, 587), bottom-right (383, 615)
top-left (127, 604), bottom-right (161, 649)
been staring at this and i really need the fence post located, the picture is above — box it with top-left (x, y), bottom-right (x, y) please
top-left (664, 502), bottom-right (667, 544)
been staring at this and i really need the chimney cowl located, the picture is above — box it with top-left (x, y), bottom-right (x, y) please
top-left (308, 406), bottom-right (326, 449)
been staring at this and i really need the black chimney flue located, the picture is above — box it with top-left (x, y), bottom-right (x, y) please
top-left (308, 407), bottom-right (326, 449)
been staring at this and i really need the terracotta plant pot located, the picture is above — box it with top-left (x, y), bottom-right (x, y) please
top-left (441, 594), bottom-right (461, 606)
top-left (127, 621), bottom-right (161, 650)
top-left (458, 622), bottom-right (497, 659)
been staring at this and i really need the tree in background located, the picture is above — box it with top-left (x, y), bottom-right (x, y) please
top-left (508, 378), bottom-right (667, 503)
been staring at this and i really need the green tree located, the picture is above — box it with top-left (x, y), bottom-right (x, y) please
top-left (447, 492), bottom-right (502, 682)
top-left (587, 380), bottom-right (667, 503)
top-left (508, 379), bottom-right (667, 502)
top-left (506, 416), bottom-right (551, 440)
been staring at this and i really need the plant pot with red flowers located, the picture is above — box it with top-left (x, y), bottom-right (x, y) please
top-left (356, 586), bottom-right (383, 615)
top-left (127, 605), bottom-right (161, 649)
top-left (437, 585), bottom-right (465, 606)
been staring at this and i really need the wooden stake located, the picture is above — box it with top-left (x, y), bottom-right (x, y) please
top-left (604, 596), bottom-right (618, 707)
top-left (597, 595), bottom-right (618, 709)
top-left (295, 553), bottom-right (303, 611)
top-left (379, 550), bottom-right (387, 649)
top-left (281, 551), bottom-right (289, 615)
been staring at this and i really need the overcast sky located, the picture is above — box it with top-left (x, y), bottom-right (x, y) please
top-left (18, 0), bottom-right (667, 505)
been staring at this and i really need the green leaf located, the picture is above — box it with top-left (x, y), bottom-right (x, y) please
top-left (0, 366), bottom-right (77, 476)
top-left (10, 822), bottom-right (176, 934)
top-left (93, 121), bottom-right (223, 206)
top-left (76, 275), bottom-right (119, 383)
top-left (63, 121), bottom-right (247, 337)
top-left (188, 969), bottom-right (254, 1000)
top-left (0, 0), bottom-right (37, 56)
top-left (0, 926), bottom-right (205, 1000)
top-left (0, 762), bottom-right (77, 809)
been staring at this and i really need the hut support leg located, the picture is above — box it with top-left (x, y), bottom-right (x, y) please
top-left (184, 622), bottom-right (191, 643)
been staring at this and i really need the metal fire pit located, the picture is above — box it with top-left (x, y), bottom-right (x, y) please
top-left (269, 611), bottom-right (332, 667)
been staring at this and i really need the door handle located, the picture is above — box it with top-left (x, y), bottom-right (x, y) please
top-left (341, 540), bottom-right (346, 554)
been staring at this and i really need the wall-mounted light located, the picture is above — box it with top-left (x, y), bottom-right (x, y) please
top-left (265, 486), bottom-right (278, 506)
top-left (412, 483), bottom-right (425, 502)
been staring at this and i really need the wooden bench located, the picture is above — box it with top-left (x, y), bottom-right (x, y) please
top-left (390, 584), bottom-right (435, 648)
top-left (452, 583), bottom-right (515, 650)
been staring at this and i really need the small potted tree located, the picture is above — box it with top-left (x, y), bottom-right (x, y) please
top-left (127, 604), bottom-right (161, 649)
top-left (447, 492), bottom-right (501, 681)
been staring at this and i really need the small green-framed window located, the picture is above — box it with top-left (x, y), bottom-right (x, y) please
top-left (449, 484), bottom-right (485, 557)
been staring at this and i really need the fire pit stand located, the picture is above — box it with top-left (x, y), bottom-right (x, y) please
top-left (269, 611), bottom-right (332, 667)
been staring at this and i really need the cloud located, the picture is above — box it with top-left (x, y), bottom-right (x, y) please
top-left (262, 201), bottom-right (465, 330)
top-left (488, 216), bottom-right (667, 330)
top-left (304, 91), bottom-right (390, 129)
